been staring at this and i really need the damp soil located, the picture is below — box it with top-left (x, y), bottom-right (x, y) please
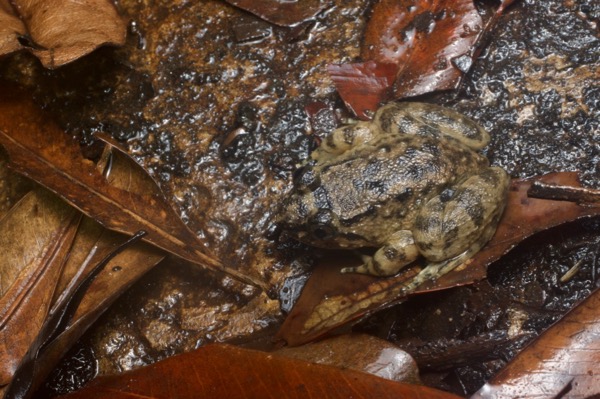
top-left (0, 0), bottom-right (598, 397)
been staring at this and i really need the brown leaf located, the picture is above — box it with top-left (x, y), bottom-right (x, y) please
top-left (59, 344), bottom-right (461, 399)
top-left (277, 173), bottom-right (600, 346)
top-left (223, 0), bottom-right (332, 27)
top-left (275, 334), bottom-right (421, 384)
top-left (0, 83), bottom-right (263, 289)
top-left (0, 0), bottom-right (126, 68)
top-left (3, 144), bottom-right (167, 398)
top-left (0, 1), bottom-right (24, 56)
top-left (0, 189), bottom-right (79, 387)
top-left (471, 287), bottom-right (600, 399)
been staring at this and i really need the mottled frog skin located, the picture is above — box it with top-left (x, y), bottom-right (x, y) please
top-left (282, 102), bottom-right (510, 276)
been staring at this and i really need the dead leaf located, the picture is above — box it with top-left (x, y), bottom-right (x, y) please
top-left (277, 172), bottom-right (600, 346)
top-left (275, 334), bottom-right (421, 384)
top-left (327, 61), bottom-right (398, 120)
top-left (471, 287), bottom-right (600, 399)
top-left (58, 343), bottom-right (461, 399)
top-left (0, 82), bottom-right (264, 289)
top-left (0, 188), bottom-right (79, 388)
top-left (362, 0), bottom-right (482, 99)
top-left (2, 145), bottom-right (167, 399)
top-left (0, 0), bottom-right (126, 68)
top-left (330, 0), bottom-right (483, 119)
top-left (223, 0), bottom-right (332, 27)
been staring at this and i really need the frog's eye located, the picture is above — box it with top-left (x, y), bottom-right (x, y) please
top-left (309, 210), bottom-right (337, 240)
top-left (293, 166), bottom-right (319, 191)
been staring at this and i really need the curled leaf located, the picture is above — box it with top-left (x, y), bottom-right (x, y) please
top-left (0, 0), bottom-right (126, 68)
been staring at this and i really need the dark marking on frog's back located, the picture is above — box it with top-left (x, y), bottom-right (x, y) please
top-left (340, 206), bottom-right (377, 226)
top-left (312, 186), bottom-right (332, 210)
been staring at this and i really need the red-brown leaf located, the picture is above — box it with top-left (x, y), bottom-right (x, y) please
top-left (277, 172), bottom-right (600, 346)
top-left (471, 287), bottom-right (600, 399)
top-left (327, 61), bottom-right (398, 120)
top-left (331, 0), bottom-right (484, 118)
top-left (59, 344), bottom-right (461, 399)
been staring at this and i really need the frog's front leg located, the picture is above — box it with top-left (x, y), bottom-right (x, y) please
top-left (413, 166), bottom-right (509, 262)
top-left (341, 230), bottom-right (419, 276)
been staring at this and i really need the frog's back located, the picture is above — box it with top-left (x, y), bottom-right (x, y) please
top-left (314, 134), bottom-right (488, 243)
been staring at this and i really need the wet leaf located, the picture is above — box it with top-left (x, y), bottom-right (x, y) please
top-left (275, 334), bottom-right (421, 384)
top-left (223, 0), bottom-right (332, 27)
top-left (0, 83), bottom-right (263, 289)
top-left (327, 61), bottom-right (398, 120)
top-left (330, 0), bottom-right (483, 118)
top-left (0, 0), bottom-right (126, 68)
top-left (0, 189), bottom-right (79, 388)
top-left (278, 172), bottom-right (600, 346)
top-left (472, 287), bottom-right (600, 399)
top-left (361, 0), bottom-right (482, 94)
top-left (59, 343), bottom-right (461, 399)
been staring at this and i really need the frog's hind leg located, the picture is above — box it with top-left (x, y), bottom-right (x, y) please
top-left (413, 166), bottom-right (509, 263)
top-left (341, 230), bottom-right (419, 276)
top-left (374, 102), bottom-right (490, 150)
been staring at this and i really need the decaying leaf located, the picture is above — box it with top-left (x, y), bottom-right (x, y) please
top-left (59, 343), bottom-right (461, 399)
top-left (472, 287), bottom-right (600, 399)
top-left (278, 173), bottom-right (600, 346)
top-left (0, 189), bottom-right (79, 390)
top-left (222, 0), bottom-right (332, 27)
top-left (0, 83), bottom-right (263, 289)
top-left (0, 0), bottom-right (126, 68)
top-left (275, 334), bottom-right (421, 384)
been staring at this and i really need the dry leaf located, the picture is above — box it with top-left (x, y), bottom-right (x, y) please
top-left (0, 189), bottom-right (79, 388)
top-left (0, 82), bottom-right (263, 289)
top-left (472, 287), bottom-right (600, 398)
top-left (278, 173), bottom-right (600, 346)
top-left (58, 344), bottom-right (461, 399)
top-left (0, 0), bottom-right (126, 68)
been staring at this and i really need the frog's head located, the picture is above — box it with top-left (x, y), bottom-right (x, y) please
top-left (280, 190), bottom-right (338, 243)
top-left (279, 164), bottom-right (342, 247)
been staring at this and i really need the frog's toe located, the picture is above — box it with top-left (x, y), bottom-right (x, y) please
top-left (341, 263), bottom-right (372, 274)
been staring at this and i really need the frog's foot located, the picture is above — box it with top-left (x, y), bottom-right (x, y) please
top-left (341, 230), bottom-right (419, 276)
top-left (413, 166), bottom-right (510, 262)
top-left (401, 245), bottom-right (478, 294)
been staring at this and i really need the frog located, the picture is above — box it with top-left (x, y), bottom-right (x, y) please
top-left (281, 101), bottom-right (510, 278)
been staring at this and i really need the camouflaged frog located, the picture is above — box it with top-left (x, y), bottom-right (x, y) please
top-left (281, 102), bottom-right (509, 277)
